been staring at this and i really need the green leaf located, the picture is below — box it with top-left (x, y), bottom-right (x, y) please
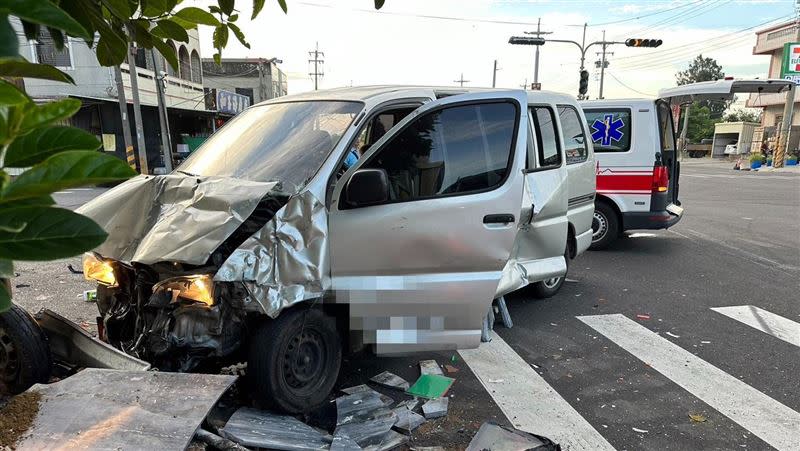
top-left (213, 52), bottom-right (221, 65)
top-left (95, 25), bottom-right (128, 66)
top-left (151, 19), bottom-right (189, 43)
top-left (102, 0), bottom-right (133, 19)
top-left (5, 126), bottom-right (101, 168)
top-left (0, 151), bottom-right (136, 201)
top-left (218, 0), bottom-right (235, 15)
top-left (227, 23), bottom-right (249, 49)
top-left (0, 196), bottom-right (55, 208)
top-left (374, 0), bottom-right (385, 8)
top-left (129, 20), bottom-right (155, 49)
top-left (209, 5), bottom-right (222, 14)
top-left (152, 38), bottom-right (178, 71)
top-left (0, 259), bottom-right (12, 278)
top-left (19, 98), bottom-right (81, 134)
top-left (141, 0), bottom-right (171, 17)
top-left (169, 16), bottom-right (197, 30)
top-left (0, 206), bottom-right (107, 261)
top-left (213, 24), bottom-right (229, 50)
top-left (228, 14), bottom-right (239, 22)
top-left (0, 15), bottom-right (19, 59)
top-left (0, 282), bottom-right (10, 312)
top-left (0, 58), bottom-right (75, 83)
top-left (252, 0), bottom-right (265, 19)
top-left (277, 0), bottom-right (288, 13)
top-left (0, 79), bottom-right (30, 105)
top-left (59, 0), bottom-right (97, 46)
top-left (3, 0), bottom-right (91, 40)
top-left (174, 7), bottom-right (221, 26)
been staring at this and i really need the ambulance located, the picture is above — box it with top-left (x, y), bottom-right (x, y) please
top-left (580, 79), bottom-right (791, 249)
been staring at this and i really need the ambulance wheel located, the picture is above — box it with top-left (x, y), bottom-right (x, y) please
top-left (0, 304), bottom-right (52, 395)
top-left (590, 202), bottom-right (619, 250)
top-left (530, 246), bottom-right (570, 299)
top-left (248, 308), bottom-right (342, 414)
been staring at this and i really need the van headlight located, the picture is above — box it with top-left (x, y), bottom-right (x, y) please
top-left (82, 253), bottom-right (118, 287)
top-left (153, 275), bottom-right (215, 306)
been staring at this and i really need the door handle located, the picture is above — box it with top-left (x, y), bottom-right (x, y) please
top-left (483, 214), bottom-right (515, 224)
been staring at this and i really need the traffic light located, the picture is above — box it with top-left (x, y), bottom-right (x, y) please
top-left (509, 36), bottom-right (546, 46)
top-left (579, 70), bottom-right (589, 96)
top-left (625, 38), bottom-right (663, 48)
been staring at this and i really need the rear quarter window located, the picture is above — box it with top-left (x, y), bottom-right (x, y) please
top-left (584, 108), bottom-right (632, 152)
top-left (557, 105), bottom-right (589, 164)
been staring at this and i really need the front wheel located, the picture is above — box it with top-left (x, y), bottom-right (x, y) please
top-left (248, 308), bottom-right (342, 414)
top-left (530, 245), bottom-right (570, 299)
top-left (0, 304), bottom-right (52, 394)
top-left (590, 202), bottom-right (619, 250)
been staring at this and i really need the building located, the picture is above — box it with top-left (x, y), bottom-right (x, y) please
top-left (12, 18), bottom-right (215, 172)
top-left (746, 20), bottom-right (800, 153)
top-left (202, 57), bottom-right (288, 106)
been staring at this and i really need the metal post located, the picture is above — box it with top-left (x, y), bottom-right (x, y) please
top-left (774, 83), bottom-right (795, 168)
top-left (113, 64), bottom-right (136, 171)
top-left (492, 59), bottom-right (497, 88)
top-left (534, 18), bottom-right (541, 84)
top-left (679, 103), bottom-right (691, 160)
top-left (127, 46), bottom-right (149, 175)
top-left (599, 31), bottom-right (607, 99)
top-left (151, 50), bottom-right (173, 172)
top-left (578, 23), bottom-right (588, 100)
top-left (267, 60), bottom-right (274, 100)
top-left (257, 59), bottom-right (266, 102)
top-left (313, 42), bottom-right (319, 90)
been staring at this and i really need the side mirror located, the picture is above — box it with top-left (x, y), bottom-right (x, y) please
top-left (345, 169), bottom-right (390, 207)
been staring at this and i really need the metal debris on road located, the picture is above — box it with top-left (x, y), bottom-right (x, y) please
top-left (333, 392), bottom-right (404, 450)
top-left (370, 371), bottom-right (410, 390)
top-left (421, 397), bottom-right (449, 419)
top-left (341, 384), bottom-right (394, 407)
top-left (220, 407), bottom-right (330, 450)
top-left (419, 359), bottom-right (444, 376)
top-left (395, 398), bottom-right (420, 411)
top-left (392, 406), bottom-right (425, 433)
top-left (465, 422), bottom-right (560, 451)
top-left (407, 374), bottom-right (455, 399)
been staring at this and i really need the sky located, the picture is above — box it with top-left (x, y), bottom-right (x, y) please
top-left (195, 0), bottom-right (797, 100)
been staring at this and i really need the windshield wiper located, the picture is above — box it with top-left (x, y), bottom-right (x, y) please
top-left (176, 170), bottom-right (196, 176)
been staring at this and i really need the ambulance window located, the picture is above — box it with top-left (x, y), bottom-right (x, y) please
top-left (530, 106), bottom-right (561, 168)
top-left (557, 105), bottom-right (589, 164)
top-left (584, 109), bottom-right (631, 152)
top-left (657, 102), bottom-right (676, 152)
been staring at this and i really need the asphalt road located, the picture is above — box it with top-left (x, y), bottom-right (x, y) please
top-left (7, 164), bottom-right (800, 450)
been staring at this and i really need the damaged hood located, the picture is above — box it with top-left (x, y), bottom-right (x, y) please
top-left (78, 174), bottom-right (278, 265)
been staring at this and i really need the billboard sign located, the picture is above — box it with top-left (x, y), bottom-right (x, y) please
top-left (216, 90), bottom-right (251, 115)
top-left (780, 42), bottom-right (800, 85)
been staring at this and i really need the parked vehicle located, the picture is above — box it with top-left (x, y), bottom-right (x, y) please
top-left (581, 79), bottom-right (791, 250)
top-left (74, 86), bottom-right (592, 413)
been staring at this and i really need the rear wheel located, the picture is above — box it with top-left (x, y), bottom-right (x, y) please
top-left (0, 304), bottom-right (52, 395)
top-left (248, 308), bottom-right (342, 414)
top-left (590, 202), bottom-right (619, 250)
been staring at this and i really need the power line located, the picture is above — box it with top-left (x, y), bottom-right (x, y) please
top-left (592, 0), bottom-right (706, 27)
top-left (620, 0), bottom-right (729, 38)
top-left (605, 72), bottom-right (656, 96)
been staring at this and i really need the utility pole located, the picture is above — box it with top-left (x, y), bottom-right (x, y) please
top-left (127, 45), bottom-right (148, 174)
top-left (113, 64), bottom-right (136, 171)
top-left (492, 60), bottom-right (498, 88)
top-left (308, 42), bottom-right (324, 91)
top-left (523, 18), bottom-right (552, 84)
top-left (454, 73), bottom-right (470, 87)
top-left (775, 23), bottom-right (800, 167)
top-left (151, 50), bottom-right (173, 172)
top-left (598, 30), bottom-right (608, 99)
top-left (257, 59), bottom-right (267, 102)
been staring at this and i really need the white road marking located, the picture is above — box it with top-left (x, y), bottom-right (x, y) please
top-left (460, 332), bottom-right (615, 451)
top-left (711, 305), bottom-right (800, 348)
top-left (578, 314), bottom-right (800, 451)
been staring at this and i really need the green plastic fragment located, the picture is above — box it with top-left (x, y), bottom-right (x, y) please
top-left (406, 374), bottom-right (455, 399)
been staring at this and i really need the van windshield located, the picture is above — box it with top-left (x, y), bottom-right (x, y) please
top-left (178, 101), bottom-right (363, 192)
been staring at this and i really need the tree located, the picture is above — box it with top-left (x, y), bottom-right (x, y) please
top-left (676, 54), bottom-right (729, 118)
top-left (0, 0), bottom-right (386, 312)
top-left (723, 108), bottom-right (761, 123)
top-left (686, 102), bottom-right (718, 143)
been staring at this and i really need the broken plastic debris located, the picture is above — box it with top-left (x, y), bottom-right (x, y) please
top-left (392, 406), bottom-right (425, 433)
top-left (371, 371), bottom-right (410, 390)
top-left (689, 413), bottom-right (708, 423)
top-left (419, 360), bottom-right (444, 376)
top-left (395, 398), bottom-right (420, 411)
top-left (636, 314), bottom-right (651, 320)
top-left (422, 397), bottom-right (449, 419)
top-left (334, 391), bottom-right (402, 449)
top-left (444, 364), bottom-right (460, 374)
top-left (341, 384), bottom-right (394, 406)
top-left (407, 374), bottom-right (455, 399)
top-left (465, 422), bottom-right (559, 451)
top-left (220, 407), bottom-right (330, 450)
top-left (665, 331), bottom-right (681, 338)
top-left (632, 427), bottom-right (649, 433)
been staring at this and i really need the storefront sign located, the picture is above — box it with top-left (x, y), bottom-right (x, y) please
top-left (216, 90), bottom-right (251, 115)
top-left (780, 42), bottom-right (800, 85)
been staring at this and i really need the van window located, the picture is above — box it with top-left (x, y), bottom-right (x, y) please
top-left (362, 102), bottom-right (516, 202)
top-left (584, 108), bottom-right (632, 152)
top-left (557, 105), bottom-right (588, 164)
top-left (657, 102), bottom-right (676, 152)
top-left (530, 107), bottom-right (561, 168)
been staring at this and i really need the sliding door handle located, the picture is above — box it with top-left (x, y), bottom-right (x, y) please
top-left (483, 214), bottom-right (515, 224)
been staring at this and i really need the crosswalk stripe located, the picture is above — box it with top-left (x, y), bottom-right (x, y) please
top-left (460, 332), bottom-right (615, 451)
top-left (711, 305), bottom-right (800, 348)
top-left (578, 314), bottom-right (800, 451)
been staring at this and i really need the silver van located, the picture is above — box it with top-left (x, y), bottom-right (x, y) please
top-left (78, 87), bottom-right (590, 413)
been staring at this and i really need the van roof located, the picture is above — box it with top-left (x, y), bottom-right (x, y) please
top-left (580, 98), bottom-right (655, 108)
top-left (256, 85), bottom-right (577, 105)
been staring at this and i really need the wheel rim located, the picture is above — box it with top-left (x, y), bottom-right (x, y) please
top-left (283, 328), bottom-right (326, 393)
top-left (0, 326), bottom-right (19, 385)
top-left (543, 277), bottom-right (561, 289)
top-left (592, 210), bottom-right (608, 242)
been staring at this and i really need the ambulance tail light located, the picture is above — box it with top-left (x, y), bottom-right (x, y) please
top-left (652, 166), bottom-right (669, 193)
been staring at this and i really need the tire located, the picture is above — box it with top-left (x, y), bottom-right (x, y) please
top-left (248, 308), bottom-right (342, 414)
top-left (0, 304), bottom-right (52, 395)
top-left (590, 202), bottom-right (619, 251)
top-left (530, 246), bottom-right (570, 299)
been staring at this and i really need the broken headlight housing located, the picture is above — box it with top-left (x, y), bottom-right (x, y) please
top-left (82, 253), bottom-right (118, 287)
top-left (152, 275), bottom-right (215, 306)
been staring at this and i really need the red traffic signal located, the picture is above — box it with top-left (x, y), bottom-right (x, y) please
top-left (625, 38), bottom-right (663, 48)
